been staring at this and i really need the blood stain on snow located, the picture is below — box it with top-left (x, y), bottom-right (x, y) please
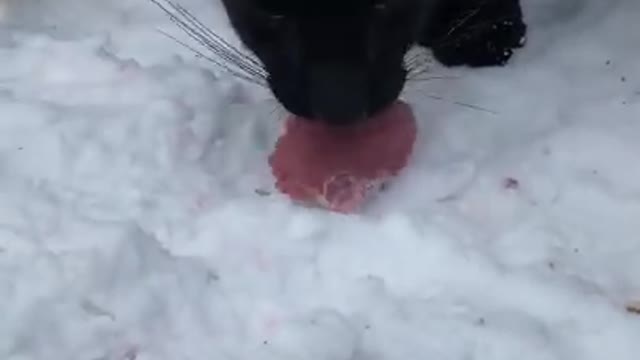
top-left (194, 192), bottom-right (214, 211)
top-left (252, 248), bottom-right (272, 272)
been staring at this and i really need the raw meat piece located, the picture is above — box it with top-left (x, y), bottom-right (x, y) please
top-left (268, 101), bottom-right (417, 213)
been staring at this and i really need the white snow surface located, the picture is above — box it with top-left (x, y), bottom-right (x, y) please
top-left (1, 0), bottom-right (640, 359)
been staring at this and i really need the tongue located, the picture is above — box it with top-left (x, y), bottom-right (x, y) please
top-left (268, 101), bottom-right (417, 213)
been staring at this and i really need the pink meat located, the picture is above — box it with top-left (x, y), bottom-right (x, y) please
top-left (268, 101), bottom-right (417, 213)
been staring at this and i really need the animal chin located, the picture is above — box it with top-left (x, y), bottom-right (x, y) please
top-left (298, 101), bottom-right (397, 128)
top-left (307, 113), bottom-right (368, 127)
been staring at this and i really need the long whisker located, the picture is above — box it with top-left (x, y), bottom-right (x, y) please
top-left (156, 29), bottom-right (266, 86)
top-left (166, 1), bottom-right (264, 71)
top-left (149, 0), bottom-right (268, 86)
top-left (400, 27), bottom-right (496, 114)
top-left (157, 0), bottom-right (265, 79)
top-left (407, 75), bottom-right (462, 82)
top-left (408, 89), bottom-right (498, 114)
top-left (429, 1), bottom-right (520, 51)
top-left (403, 46), bottom-right (441, 80)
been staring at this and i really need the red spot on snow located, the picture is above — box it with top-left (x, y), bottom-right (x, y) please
top-left (268, 101), bottom-right (417, 213)
top-left (192, 192), bottom-right (214, 212)
top-left (252, 248), bottom-right (272, 271)
top-left (263, 316), bottom-right (281, 335)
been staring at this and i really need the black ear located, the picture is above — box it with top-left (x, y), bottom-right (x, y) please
top-left (417, 0), bottom-right (526, 67)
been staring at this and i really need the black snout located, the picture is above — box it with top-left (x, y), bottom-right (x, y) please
top-left (309, 64), bottom-right (367, 126)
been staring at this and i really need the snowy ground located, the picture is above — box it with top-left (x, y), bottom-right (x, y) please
top-left (1, 0), bottom-right (640, 359)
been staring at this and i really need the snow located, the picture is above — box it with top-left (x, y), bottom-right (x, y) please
top-left (1, 0), bottom-right (639, 359)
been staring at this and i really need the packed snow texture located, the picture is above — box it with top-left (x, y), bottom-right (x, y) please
top-left (1, 0), bottom-right (640, 359)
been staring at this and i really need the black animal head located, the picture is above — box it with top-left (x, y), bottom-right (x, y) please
top-left (220, 0), bottom-right (428, 126)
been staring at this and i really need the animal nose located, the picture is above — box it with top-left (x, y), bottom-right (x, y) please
top-left (309, 64), bottom-right (367, 125)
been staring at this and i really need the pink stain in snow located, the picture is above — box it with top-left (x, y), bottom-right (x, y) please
top-left (193, 192), bottom-right (214, 211)
top-left (252, 248), bottom-right (272, 272)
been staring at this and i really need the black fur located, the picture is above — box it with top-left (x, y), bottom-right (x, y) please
top-left (219, 0), bottom-right (526, 126)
